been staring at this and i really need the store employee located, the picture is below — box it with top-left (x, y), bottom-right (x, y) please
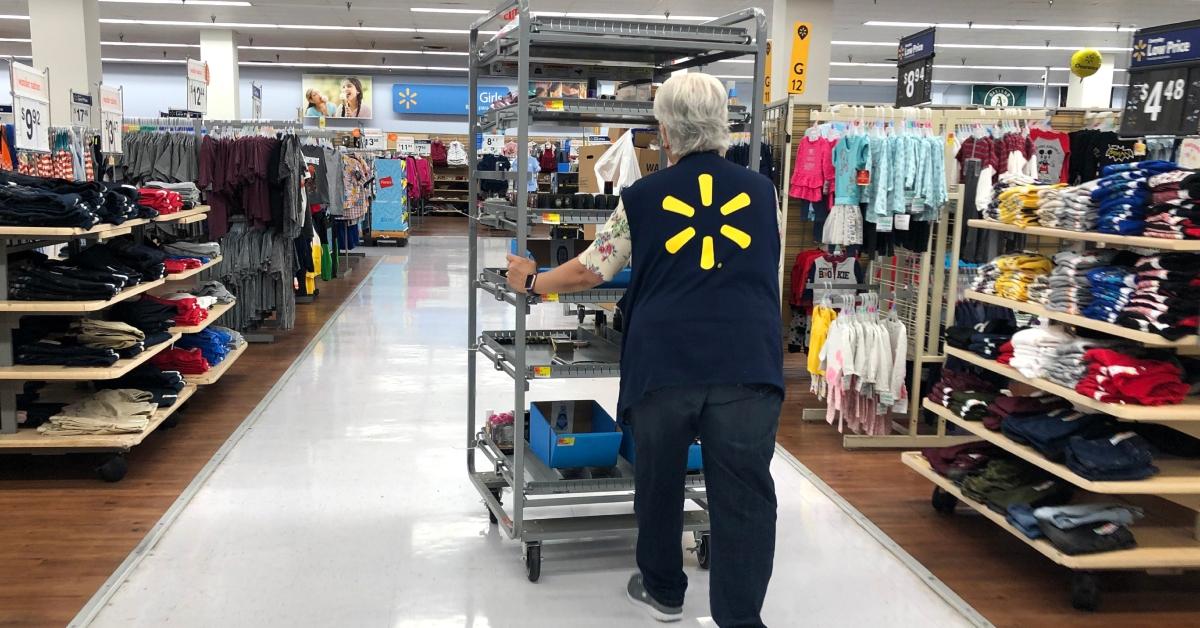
top-left (506, 72), bottom-right (784, 628)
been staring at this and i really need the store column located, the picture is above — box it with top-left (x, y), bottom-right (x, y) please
top-left (769, 0), bottom-right (833, 102)
top-left (1066, 54), bottom-right (1116, 108)
top-left (201, 29), bottom-right (240, 119)
top-left (29, 0), bottom-right (102, 126)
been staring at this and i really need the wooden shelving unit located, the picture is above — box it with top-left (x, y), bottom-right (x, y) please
top-left (170, 300), bottom-right (235, 335)
top-left (0, 333), bottom-right (181, 381)
top-left (184, 342), bottom-right (247, 386)
top-left (153, 205), bottom-right (211, 225)
top-left (967, 219), bottom-right (1200, 252)
top-left (0, 384), bottom-right (196, 454)
top-left (164, 256), bottom-right (222, 282)
top-left (0, 278), bottom-right (165, 313)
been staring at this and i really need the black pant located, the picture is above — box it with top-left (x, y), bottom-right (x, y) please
top-left (628, 383), bottom-right (782, 628)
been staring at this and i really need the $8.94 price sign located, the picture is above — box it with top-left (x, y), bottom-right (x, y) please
top-left (896, 57), bottom-right (933, 107)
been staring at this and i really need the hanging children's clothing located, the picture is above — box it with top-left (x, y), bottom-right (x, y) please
top-left (813, 298), bottom-right (909, 435)
top-left (824, 134), bottom-right (869, 246)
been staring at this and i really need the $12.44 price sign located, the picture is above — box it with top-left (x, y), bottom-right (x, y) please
top-left (15, 96), bottom-right (50, 153)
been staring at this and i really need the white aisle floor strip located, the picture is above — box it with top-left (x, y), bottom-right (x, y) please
top-left (78, 237), bottom-right (987, 628)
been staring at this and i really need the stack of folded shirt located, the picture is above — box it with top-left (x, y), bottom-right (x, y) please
top-left (210, 325), bottom-right (246, 348)
top-left (1065, 432), bottom-right (1159, 480)
top-left (1035, 181), bottom-right (1099, 231)
top-left (151, 347), bottom-right (210, 374)
top-left (996, 341), bottom-right (1014, 364)
top-left (197, 281), bottom-right (236, 304)
top-left (1008, 324), bottom-right (1075, 379)
top-left (961, 458), bottom-right (1073, 514)
top-left (96, 364), bottom-right (187, 408)
top-left (145, 181), bottom-right (201, 209)
top-left (1044, 249), bottom-right (1127, 315)
top-left (138, 188), bottom-right (183, 215)
top-left (1143, 170), bottom-right (1199, 239)
top-left (176, 328), bottom-right (237, 365)
top-left (1076, 348), bottom-right (1190, 406)
top-left (69, 319), bottom-right (145, 357)
top-left (109, 299), bottom-right (177, 346)
top-left (1115, 252), bottom-right (1200, 340)
top-left (1029, 504), bottom-right (1141, 553)
top-left (996, 183), bottom-right (1056, 227)
top-left (1042, 336), bottom-right (1119, 389)
top-left (945, 320), bottom-right (1017, 357)
top-left (163, 241), bottom-right (221, 261)
top-left (973, 253), bottom-right (1052, 301)
top-left (984, 393), bottom-right (1072, 431)
top-left (7, 251), bottom-right (132, 302)
top-left (1091, 161), bottom-right (1182, 235)
top-left (945, 390), bottom-right (1001, 422)
top-left (142, 294), bottom-right (208, 327)
top-left (163, 257), bottom-right (204, 275)
top-left (36, 389), bottom-right (156, 436)
top-left (925, 368), bottom-right (998, 408)
top-left (1082, 266), bottom-right (1137, 323)
top-left (921, 441), bottom-right (1003, 483)
top-left (1001, 409), bottom-right (1115, 460)
top-left (970, 259), bottom-right (1001, 294)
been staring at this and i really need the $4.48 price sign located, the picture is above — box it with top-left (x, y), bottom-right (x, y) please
top-left (1121, 66), bottom-right (1200, 136)
top-left (15, 96), bottom-right (49, 153)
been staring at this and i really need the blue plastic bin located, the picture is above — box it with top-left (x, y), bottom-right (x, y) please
top-left (530, 401), bottom-right (622, 468)
top-left (618, 416), bottom-right (704, 470)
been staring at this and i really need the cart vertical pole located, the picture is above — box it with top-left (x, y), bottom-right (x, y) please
top-left (511, 0), bottom-right (532, 539)
top-left (466, 17), bottom-right (481, 474)
top-left (748, 9), bottom-right (767, 170)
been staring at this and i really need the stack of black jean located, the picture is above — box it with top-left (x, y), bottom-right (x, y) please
top-left (110, 298), bottom-right (177, 347)
top-left (12, 328), bottom-right (120, 366)
top-left (70, 241), bottom-right (167, 284)
top-left (96, 364), bottom-right (187, 407)
top-left (15, 382), bottom-right (67, 428)
top-left (1064, 433), bottom-right (1159, 480)
top-left (1001, 409), bottom-right (1116, 461)
top-left (7, 252), bottom-right (132, 301)
top-left (0, 171), bottom-right (156, 225)
top-left (0, 186), bottom-right (99, 229)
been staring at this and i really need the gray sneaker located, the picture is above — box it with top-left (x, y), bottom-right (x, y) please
top-left (626, 573), bottom-right (683, 622)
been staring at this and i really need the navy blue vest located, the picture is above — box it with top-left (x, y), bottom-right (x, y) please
top-left (616, 151), bottom-right (784, 416)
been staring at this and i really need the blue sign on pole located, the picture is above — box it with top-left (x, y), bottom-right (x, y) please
top-left (392, 83), bottom-right (512, 115)
top-left (1131, 20), bottom-right (1200, 69)
top-left (898, 27), bottom-right (936, 64)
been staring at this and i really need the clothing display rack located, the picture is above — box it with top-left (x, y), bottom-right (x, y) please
top-left (465, 0), bottom-right (766, 581)
top-left (904, 143), bottom-right (1200, 610)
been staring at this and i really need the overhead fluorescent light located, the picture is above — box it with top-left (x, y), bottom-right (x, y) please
top-left (0, 14), bottom-right (28, 20)
top-left (101, 57), bottom-right (187, 63)
top-left (411, 7), bottom-right (487, 14)
top-left (99, 0), bottom-right (253, 6)
top-left (711, 75), bottom-right (752, 79)
top-left (239, 45), bottom-right (468, 56)
top-left (863, 20), bottom-right (1135, 33)
top-left (0, 37), bottom-right (30, 42)
top-left (832, 40), bottom-right (1131, 52)
top-left (415, 8), bottom-right (715, 20)
top-left (238, 60), bottom-right (467, 71)
top-left (104, 41), bottom-right (199, 48)
top-left (97, 17), bottom-right (499, 35)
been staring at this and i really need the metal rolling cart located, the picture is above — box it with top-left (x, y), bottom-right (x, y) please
top-left (466, 0), bottom-right (768, 581)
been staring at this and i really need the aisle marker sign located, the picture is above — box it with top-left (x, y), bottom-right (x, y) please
top-left (896, 27), bottom-right (936, 107)
top-left (1121, 19), bottom-right (1200, 136)
top-left (11, 61), bottom-right (50, 153)
top-left (186, 58), bottom-right (208, 114)
top-left (788, 23), bottom-right (812, 95)
top-left (70, 91), bottom-right (92, 127)
top-left (99, 84), bottom-right (124, 155)
top-left (763, 39), bottom-right (773, 103)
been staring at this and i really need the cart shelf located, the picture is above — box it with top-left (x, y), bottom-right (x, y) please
top-left (479, 268), bottom-right (624, 306)
top-left (480, 200), bottom-right (614, 228)
top-left (0, 333), bottom-right (182, 381)
top-left (479, 97), bottom-right (750, 133)
top-left (164, 256), bottom-right (223, 282)
top-left (902, 452), bottom-right (1200, 570)
top-left (945, 347), bottom-right (1200, 423)
top-left (170, 300), bottom-right (235, 335)
top-left (0, 384), bottom-right (197, 453)
top-left (966, 291), bottom-right (1200, 353)
top-left (924, 400), bottom-right (1200, 494)
top-left (184, 342), bottom-right (247, 386)
top-left (479, 326), bottom-right (621, 380)
top-left (966, 219), bottom-right (1200, 252)
top-left (0, 278), bottom-right (166, 313)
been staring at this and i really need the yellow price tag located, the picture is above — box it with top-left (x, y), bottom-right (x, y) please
top-left (533, 366), bottom-right (552, 378)
top-left (545, 99), bottom-right (564, 111)
top-left (557, 437), bottom-right (576, 446)
top-left (541, 212), bottom-right (561, 224)
top-left (543, 293), bottom-right (560, 302)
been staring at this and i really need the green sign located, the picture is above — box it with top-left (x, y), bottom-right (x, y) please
top-left (971, 85), bottom-right (1028, 107)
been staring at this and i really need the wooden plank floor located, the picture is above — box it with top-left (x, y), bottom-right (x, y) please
top-left (0, 257), bottom-right (380, 628)
top-left (776, 354), bottom-right (1200, 627)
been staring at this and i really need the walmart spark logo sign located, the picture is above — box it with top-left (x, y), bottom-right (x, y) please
top-left (661, 173), bottom-right (752, 270)
top-left (392, 83), bottom-right (513, 115)
top-left (395, 87), bottom-right (418, 110)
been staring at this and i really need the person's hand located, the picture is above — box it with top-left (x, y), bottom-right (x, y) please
top-left (506, 254), bottom-right (537, 294)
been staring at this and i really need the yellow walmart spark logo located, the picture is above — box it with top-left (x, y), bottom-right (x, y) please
top-left (1133, 40), bottom-right (1147, 62)
top-left (661, 173), bottom-right (751, 270)
top-left (396, 87), bottom-right (419, 110)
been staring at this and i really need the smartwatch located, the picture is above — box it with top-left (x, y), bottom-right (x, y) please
top-left (524, 272), bottom-right (540, 296)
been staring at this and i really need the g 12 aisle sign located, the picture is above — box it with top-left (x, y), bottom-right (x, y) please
top-left (1121, 19), bottom-right (1200, 136)
top-left (788, 23), bottom-right (812, 95)
top-left (70, 91), bottom-right (92, 127)
top-left (10, 61), bottom-right (50, 153)
top-left (100, 84), bottom-right (123, 154)
top-left (896, 27), bottom-right (935, 107)
top-left (186, 58), bottom-right (208, 115)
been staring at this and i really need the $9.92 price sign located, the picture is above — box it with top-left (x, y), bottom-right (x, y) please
top-left (11, 61), bottom-right (50, 153)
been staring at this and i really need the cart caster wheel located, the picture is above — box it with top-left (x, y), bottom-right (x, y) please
top-left (1070, 572), bottom-right (1101, 611)
top-left (97, 455), bottom-right (128, 483)
top-left (398, 238), bottom-right (409, 247)
top-left (525, 543), bottom-right (542, 583)
top-left (695, 534), bottom-right (711, 570)
top-left (488, 490), bottom-right (502, 525)
top-left (931, 487), bottom-right (958, 515)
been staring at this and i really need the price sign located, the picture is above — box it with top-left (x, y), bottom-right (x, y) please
top-left (480, 134), bottom-right (505, 155)
top-left (362, 132), bottom-right (385, 150)
top-left (251, 82), bottom-right (262, 120)
top-left (414, 140), bottom-right (432, 157)
top-left (186, 58), bottom-right (207, 114)
top-left (99, 84), bottom-right (124, 155)
top-left (896, 28), bottom-right (935, 107)
top-left (395, 137), bottom-right (417, 154)
top-left (1122, 20), bottom-right (1200, 136)
top-left (11, 62), bottom-right (50, 153)
top-left (70, 91), bottom-right (93, 127)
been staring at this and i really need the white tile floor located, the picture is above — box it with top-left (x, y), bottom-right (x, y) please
top-left (81, 237), bottom-right (985, 628)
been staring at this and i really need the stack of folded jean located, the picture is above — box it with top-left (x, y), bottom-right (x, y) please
top-left (14, 338), bottom-right (119, 366)
top-left (12, 317), bottom-right (135, 366)
top-left (110, 298), bottom-right (178, 346)
top-left (142, 294), bottom-right (208, 327)
top-left (0, 185), bottom-right (100, 228)
top-left (36, 389), bottom-right (157, 436)
top-left (69, 319), bottom-right (145, 358)
top-left (197, 281), bottom-right (235, 304)
top-left (138, 188), bottom-right (183, 215)
top-left (1065, 432), bottom-right (1159, 480)
top-left (96, 364), bottom-right (187, 408)
top-left (1115, 252), bottom-right (1200, 340)
top-left (1035, 181), bottom-right (1099, 231)
top-left (1008, 324), bottom-right (1075, 379)
top-left (961, 458), bottom-right (1073, 514)
top-left (1001, 409), bottom-right (1115, 461)
top-left (945, 390), bottom-right (1001, 422)
top-left (7, 252), bottom-right (132, 302)
top-left (176, 328), bottom-right (235, 365)
top-left (925, 368), bottom-right (998, 408)
top-left (145, 181), bottom-right (201, 209)
top-left (163, 241), bottom-right (221, 260)
top-left (1028, 504), bottom-right (1142, 553)
top-left (1091, 161), bottom-right (1181, 235)
top-left (984, 393), bottom-right (1072, 431)
top-left (69, 241), bottom-right (166, 284)
top-left (1082, 266), bottom-right (1137, 323)
top-left (151, 347), bottom-right (210, 374)
top-left (921, 441), bottom-right (1004, 483)
top-left (1076, 348), bottom-right (1190, 406)
top-left (1044, 249), bottom-right (1127, 316)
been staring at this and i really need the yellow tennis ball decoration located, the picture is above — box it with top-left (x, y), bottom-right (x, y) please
top-left (1070, 49), bottom-right (1103, 78)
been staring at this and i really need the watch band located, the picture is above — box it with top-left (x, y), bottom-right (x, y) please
top-left (525, 272), bottom-right (540, 296)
